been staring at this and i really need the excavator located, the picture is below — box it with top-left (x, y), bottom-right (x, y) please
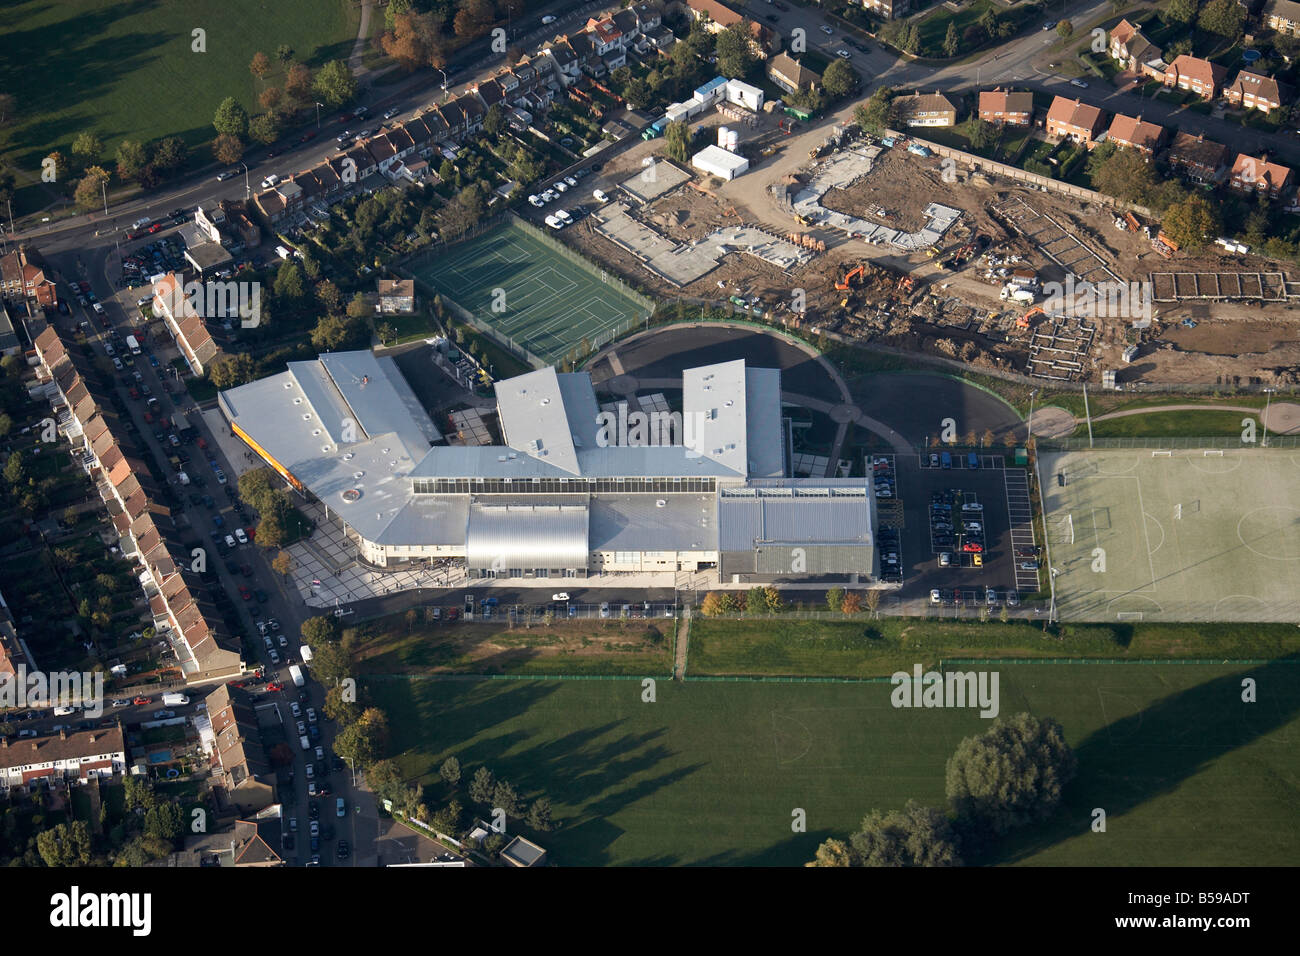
top-left (835, 264), bottom-right (865, 291)
top-left (1017, 306), bottom-right (1045, 331)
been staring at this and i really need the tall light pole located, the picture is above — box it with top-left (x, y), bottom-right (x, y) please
top-left (1261, 387), bottom-right (1275, 447)
top-left (436, 68), bottom-right (448, 102)
top-left (315, 102), bottom-right (324, 128)
top-left (1026, 388), bottom-right (1038, 444)
top-left (239, 162), bottom-right (250, 200)
top-left (100, 178), bottom-right (109, 218)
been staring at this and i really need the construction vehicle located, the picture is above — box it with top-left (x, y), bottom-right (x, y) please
top-left (1017, 306), bottom-right (1045, 330)
top-left (1001, 284), bottom-right (1036, 304)
top-left (835, 265), bottom-right (865, 291)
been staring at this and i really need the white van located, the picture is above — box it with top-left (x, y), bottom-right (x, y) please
top-left (300, 735), bottom-right (311, 751)
top-left (53, 705), bottom-right (77, 716)
top-left (162, 692), bottom-right (189, 707)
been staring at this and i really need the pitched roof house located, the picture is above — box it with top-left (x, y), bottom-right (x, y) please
top-left (1046, 96), bottom-right (1108, 147)
top-left (1166, 131), bottom-right (1229, 182)
top-left (1224, 71), bottom-right (1290, 113)
top-left (1163, 55), bottom-right (1227, 99)
top-left (1230, 153), bottom-right (1293, 197)
top-left (897, 91), bottom-right (958, 127)
top-left (978, 88), bottom-right (1033, 125)
top-left (1106, 113), bottom-right (1165, 156)
top-left (767, 53), bottom-right (821, 94)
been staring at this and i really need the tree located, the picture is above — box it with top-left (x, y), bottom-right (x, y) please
top-left (453, 0), bottom-right (496, 38)
top-left (249, 113), bottom-right (280, 145)
top-left (854, 87), bottom-right (898, 136)
top-left (699, 591), bottom-right (729, 616)
top-left (301, 614), bottom-right (342, 646)
top-left (152, 136), bottom-right (187, 172)
top-left (822, 59), bottom-right (856, 99)
top-left (483, 104), bottom-right (505, 138)
top-left (1056, 19), bottom-right (1073, 38)
top-left (212, 133), bottom-right (244, 165)
top-left (943, 22), bottom-right (960, 57)
top-left (381, 11), bottom-right (443, 72)
top-left (1086, 140), bottom-right (1160, 206)
top-left (213, 96), bottom-right (249, 138)
top-left (36, 821), bottom-right (92, 867)
top-left (849, 801), bottom-right (961, 866)
top-left (271, 550), bottom-right (293, 576)
top-left (73, 166), bottom-right (111, 212)
top-left (716, 22), bottom-right (757, 79)
top-left (1166, 0), bottom-right (1199, 22)
top-left (285, 62), bottom-right (313, 104)
top-left (273, 260), bottom-right (306, 300)
top-left (143, 802), bottom-right (184, 843)
top-left (367, 759), bottom-right (406, 803)
top-left (945, 713), bottom-right (1077, 834)
top-left (377, 322), bottom-right (397, 345)
top-left (323, 684), bottom-right (360, 726)
top-left (762, 585), bottom-right (783, 613)
top-left (1161, 194), bottom-right (1220, 251)
top-left (4, 450), bottom-right (24, 485)
top-left (311, 314), bottom-right (364, 351)
top-left (806, 838), bottom-right (853, 867)
top-left (526, 796), bottom-right (554, 832)
top-left (71, 132), bottom-right (103, 168)
top-left (314, 60), bottom-right (357, 108)
top-left (1199, 0), bottom-right (1245, 40)
top-left (841, 591), bottom-right (863, 614)
top-left (864, 588), bottom-right (881, 619)
top-left (115, 140), bottom-right (148, 182)
top-left (206, 351), bottom-right (255, 388)
top-left (469, 766), bottom-right (496, 805)
top-left (663, 120), bottom-right (692, 164)
top-left (825, 586), bottom-right (845, 611)
top-left (250, 51), bottom-right (271, 82)
top-left (745, 587), bottom-right (768, 616)
top-left (492, 780), bottom-right (523, 817)
top-left (334, 707), bottom-right (389, 769)
top-left (259, 86), bottom-right (284, 114)
top-left (276, 44), bottom-right (294, 63)
top-left (966, 119), bottom-right (995, 151)
top-left (440, 756), bottom-right (462, 788)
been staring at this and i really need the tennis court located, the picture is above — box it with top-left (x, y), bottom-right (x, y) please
top-left (407, 218), bottom-right (651, 366)
top-left (1040, 448), bottom-right (1300, 622)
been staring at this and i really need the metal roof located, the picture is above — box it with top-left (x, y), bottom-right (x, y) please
top-left (718, 483), bottom-right (872, 552)
top-left (745, 366), bottom-right (784, 478)
top-left (588, 494), bottom-right (717, 552)
top-left (466, 496), bottom-right (589, 569)
top-left (683, 360), bottom-right (750, 476)
top-left (494, 366), bottom-right (581, 475)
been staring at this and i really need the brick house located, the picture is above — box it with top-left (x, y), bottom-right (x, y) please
top-left (1166, 131), bottom-right (1229, 182)
top-left (1163, 55), bottom-right (1227, 99)
top-left (1108, 19), bottom-right (1162, 72)
top-left (1263, 0), bottom-right (1300, 35)
top-left (978, 88), bottom-right (1033, 125)
top-left (1223, 71), bottom-right (1290, 113)
top-left (767, 53), bottom-right (820, 94)
top-left (0, 726), bottom-right (126, 788)
top-left (377, 279), bottom-right (415, 314)
top-left (1106, 113), bottom-right (1165, 157)
top-left (1230, 153), bottom-right (1293, 197)
top-left (1046, 96), bottom-right (1108, 147)
top-left (896, 91), bottom-right (958, 127)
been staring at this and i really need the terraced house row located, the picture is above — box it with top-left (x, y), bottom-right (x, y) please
top-left (252, 3), bottom-right (672, 226)
top-left (31, 324), bottom-right (247, 685)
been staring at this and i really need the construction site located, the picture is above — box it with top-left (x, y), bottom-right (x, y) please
top-left (566, 105), bottom-right (1300, 389)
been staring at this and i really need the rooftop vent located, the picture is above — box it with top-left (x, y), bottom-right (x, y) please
top-left (302, 414), bottom-right (312, 421)
top-left (656, 499), bottom-right (666, 508)
top-left (283, 382), bottom-right (293, 389)
top-left (293, 397), bottom-right (303, 404)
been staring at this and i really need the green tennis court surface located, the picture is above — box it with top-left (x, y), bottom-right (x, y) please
top-left (407, 218), bottom-right (649, 366)
top-left (1041, 449), bottom-right (1300, 622)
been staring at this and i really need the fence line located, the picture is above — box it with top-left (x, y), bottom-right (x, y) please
top-left (1041, 435), bottom-right (1300, 450)
top-left (682, 674), bottom-right (897, 683)
top-left (939, 658), bottom-right (1288, 668)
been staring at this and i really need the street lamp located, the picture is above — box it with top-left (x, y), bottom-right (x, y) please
top-left (1261, 387), bottom-right (1276, 447)
top-left (1026, 388), bottom-right (1038, 443)
top-left (239, 162), bottom-right (250, 200)
top-left (436, 68), bottom-right (448, 102)
top-left (100, 178), bottom-right (109, 218)
top-left (315, 102), bottom-right (324, 129)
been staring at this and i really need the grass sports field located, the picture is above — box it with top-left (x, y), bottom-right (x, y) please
top-left (369, 659), bottom-right (1300, 866)
top-left (1041, 448), bottom-right (1300, 622)
top-left (407, 218), bottom-right (651, 366)
top-left (0, 1), bottom-right (357, 189)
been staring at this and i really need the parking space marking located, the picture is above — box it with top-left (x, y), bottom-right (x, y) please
top-left (1003, 469), bottom-right (1040, 590)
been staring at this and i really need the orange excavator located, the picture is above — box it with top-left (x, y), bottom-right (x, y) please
top-left (835, 265), bottom-right (865, 291)
top-left (1017, 306), bottom-right (1045, 330)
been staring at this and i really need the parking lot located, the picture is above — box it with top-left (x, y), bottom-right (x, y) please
top-left (889, 453), bottom-right (1040, 607)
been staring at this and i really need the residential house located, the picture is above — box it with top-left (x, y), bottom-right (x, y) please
top-left (767, 53), bottom-right (821, 94)
top-left (0, 248), bottom-right (57, 309)
top-left (686, 0), bottom-right (776, 55)
top-left (897, 91), bottom-right (958, 127)
top-left (226, 807), bottom-right (286, 866)
top-left (1230, 153), bottom-right (1293, 197)
top-left (150, 273), bottom-right (221, 376)
top-left (1108, 19), bottom-right (1163, 73)
top-left (1264, 0), bottom-right (1300, 35)
top-left (852, 0), bottom-right (911, 19)
top-left (1046, 96), bottom-right (1108, 147)
top-left (1224, 71), bottom-right (1290, 113)
top-left (0, 725), bottom-right (126, 789)
top-left (1163, 55), bottom-right (1227, 99)
top-left (1106, 113), bottom-right (1165, 157)
top-left (978, 88), bottom-right (1033, 126)
top-left (205, 684), bottom-right (277, 815)
top-left (1166, 131), bottom-right (1229, 182)
top-left (377, 279), bottom-right (416, 314)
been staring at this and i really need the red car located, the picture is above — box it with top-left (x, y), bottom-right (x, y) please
top-left (147, 223), bottom-right (162, 233)
top-left (229, 680), bottom-right (247, 688)
top-left (245, 526), bottom-right (256, 541)
top-left (78, 281), bottom-right (91, 294)
top-left (961, 542), bottom-right (984, 553)
top-left (128, 387), bottom-right (140, 399)
top-left (197, 437), bottom-right (208, 450)
top-left (266, 681), bottom-right (284, 692)
top-left (132, 695), bottom-right (151, 705)
top-left (143, 411), bottom-right (153, 424)
top-left (298, 130), bottom-right (318, 142)
top-left (239, 585), bottom-right (252, 601)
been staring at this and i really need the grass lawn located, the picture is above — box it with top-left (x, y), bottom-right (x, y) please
top-left (1086, 409), bottom-right (1259, 438)
top-left (0, 0), bottom-right (360, 196)
top-left (370, 659), bottom-right (1300, 865)
top-left (687, 617), bottom-right (1300, 678)
top-left (353, 614), bottom-right (674, 676)
top-left (917, 0), bottom-right (996, 53)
